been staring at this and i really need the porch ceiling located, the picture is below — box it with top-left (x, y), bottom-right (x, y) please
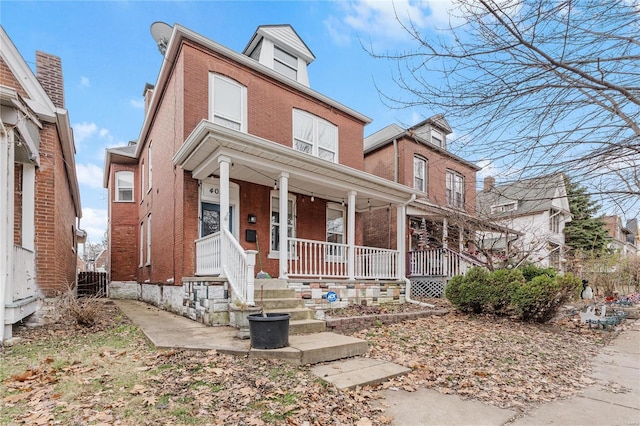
top-left (174, 120), bottom-right (415, 211)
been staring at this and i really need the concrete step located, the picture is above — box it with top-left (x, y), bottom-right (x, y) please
top-left (289, 319), bottom-right (326, 335)
top-left (255, 288), bottom-right (297, 299)
top-left (249, 332), bottom-right (368, 365)
top-left (255, 279), bottom-right (289, 289)
top-left (263, 307), bottom-right (314, 321)
top-left (311, 358), bottom-right (411, 389)
top-left (260, 298), bottom-right (307, 310)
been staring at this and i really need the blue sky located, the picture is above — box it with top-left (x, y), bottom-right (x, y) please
top-left (3, 0), bottom-right (458, 244)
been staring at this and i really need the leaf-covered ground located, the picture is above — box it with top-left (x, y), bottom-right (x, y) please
top-left (1, 299), bottom-right (618, 425)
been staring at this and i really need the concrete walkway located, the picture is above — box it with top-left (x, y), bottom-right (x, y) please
top-left (116, 300), bottom-right (640, 425)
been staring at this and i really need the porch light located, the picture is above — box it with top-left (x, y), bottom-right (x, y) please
top-left (248, 214), bottom-right (257, 224)
top-left (311, 193), bottom-right (315, 202)
top-left (273, 180), bottom-right (278, 190)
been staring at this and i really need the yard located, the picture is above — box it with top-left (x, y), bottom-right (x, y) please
top-left (1, 299), bottom-right (616, 425)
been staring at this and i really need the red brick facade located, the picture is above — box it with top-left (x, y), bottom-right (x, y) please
top-left (107, 30), bottom-right (371, 286)
top-left (1, 49), bottom-right (80, 296)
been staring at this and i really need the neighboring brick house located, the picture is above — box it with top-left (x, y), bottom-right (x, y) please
top-left (104, 24), bottom-right (415, 319)
top-left (602, 215), bottom-right (638, 256)
top-left (0, 26), bottom-right (83, 341)
top-left (476, 173), bottom-right (571, 271)
top-left (362, 115), bottom-right (503, 296)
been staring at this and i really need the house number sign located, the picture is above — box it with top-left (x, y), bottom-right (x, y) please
top-left (326, 291), bottom-right (338, 303)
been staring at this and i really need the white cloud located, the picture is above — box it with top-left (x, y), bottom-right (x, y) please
top-left (74, 122), bottom-right (98, 144)
top-left (130, 98), bottom-right (145, 109)
top-left (79, 76), bottom-right (90, 88)
top-left (334, 0), bottom-right (455, 44)
top-left (80, 207), bottom-right (108, 245)
top-left (76, 163), bottom-right (104, 189)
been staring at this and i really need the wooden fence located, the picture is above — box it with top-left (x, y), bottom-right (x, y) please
top-left (77, 271), bottom-right (108, 297)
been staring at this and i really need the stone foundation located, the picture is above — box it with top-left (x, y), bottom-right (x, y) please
top-left (287, 280), bottom-right (406, 310)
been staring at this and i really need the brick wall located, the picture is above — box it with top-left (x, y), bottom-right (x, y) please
top-left (108, 163), bottom-right (139, 282)
top-left (13, 164), bottom-right (22, 245)
top-left (0, 57), bottom-right (29, 98)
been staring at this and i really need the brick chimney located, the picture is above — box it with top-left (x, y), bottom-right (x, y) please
top-left (143, 83), bottom-right (155, 116)
top-left (484, 176), bottom-right (495, 191)
top-left (35, 51), bottom-right (65, 109)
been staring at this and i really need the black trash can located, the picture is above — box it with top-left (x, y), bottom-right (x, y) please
top-left (247, 313), bottom-right (291, 349)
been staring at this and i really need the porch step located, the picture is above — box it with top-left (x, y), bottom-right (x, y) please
top-left (290, 319), bottom-right (326, 335)
top-left (263, 307), bottom-right (314, 321)
top-left (255, 279), bottom-right (289, 289)
top-left (249, 332), bottom-right (368, 365)
top-left (256, 288), bottom-right (297, 300)
top-left (260, 297), bottom-right (306, 310)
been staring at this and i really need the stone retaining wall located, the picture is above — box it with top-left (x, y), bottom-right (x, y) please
top-left (325, 309), bottom-right (449, 335)
top-left (287, 281), bottom-right (406, 310)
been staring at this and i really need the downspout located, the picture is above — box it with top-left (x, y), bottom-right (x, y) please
top-left (398, 194), bottom-right (435, 308)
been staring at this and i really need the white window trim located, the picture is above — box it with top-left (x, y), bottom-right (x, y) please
top-left (115, 170), bottom-right (134, 202)
top-left (208, 73), bottom-right (247, 132)
top-left (326, 203), bottom-right (347, 263)
top-left (147, 143), bottom-right (153, 193)
top-left (268, 191), bottom-right (296, 258)
top-left (491, 201), bottom-right (517, 214)
top-left (146, 214), bottom-right (152, 266)
top-left (139, 221), bottom-right (144, 267)
top-left (292, 109), bottom-right (338, 163)
top-left (413, 155), bottom-right (427, 193)
top-left (446, 170), bottom-right (464, 209)
top-left (273, 46), bottom-right (298, 80)
top-left (140, 160), bottom-right (145, 201)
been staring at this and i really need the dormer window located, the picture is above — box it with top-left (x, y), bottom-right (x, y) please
top-left (431, 129), bottom-right (444, 147)
top-left (491, 201), bottom-right (517, 214)
top-left (273, 46), bottom-right (297, 80)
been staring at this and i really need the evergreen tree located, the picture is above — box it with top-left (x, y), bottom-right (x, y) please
top-left (563, 177), bottom-right (609, 253)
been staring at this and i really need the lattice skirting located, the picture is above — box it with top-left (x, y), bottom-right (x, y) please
top-left (410, 276), bottom-right (447, 298)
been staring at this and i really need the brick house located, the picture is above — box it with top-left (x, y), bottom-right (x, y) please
top-left (362, 115), bottom-right (502, 296)
top-left (602, 215), bottom-right (638, 256)
top-left (476, 173), bottom-right (571, 271)
top-left (0, 26), bottom-right (83, 341)
top-left (104, 24), bottom-right (416, 323)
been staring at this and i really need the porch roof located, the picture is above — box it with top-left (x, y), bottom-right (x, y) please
top-left (174, 120), bottom-right (415, 211)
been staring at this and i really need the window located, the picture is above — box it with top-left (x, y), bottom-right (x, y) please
top-left (431, 129), bottom-right (444, 147)
top-left (326, 204), bottom-right (346, 259)
top-left (491, 202), bottom-right (517, 214)
top-left (115, 171), bottom-right (134, 202)
top-left (140, 160), bottom-right (145, 200)
top-left (139, 221), bottom-right (144, 267)
top-left (146, 214), bottom-right (151, 265)
top-left (273, 46), bottom-right (297, 80)
top-left (293, 109), bottom-right (338, 162)
top-left (549, 208), bottom-right (561, 233)
top-left (270, 192), bottom-right (296, 253)
top-left (148, 143), bottom-right (152, 192)
top-left (413, 156), bottom-right (427, 192)
top-left (209, 73), bottom-right (247, 132)
top-left (446, 170), bottom-right (464, 209)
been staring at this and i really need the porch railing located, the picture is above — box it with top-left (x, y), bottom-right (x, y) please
top-left (408, 248), bottom-right (484, 278)
top-left (220, 228), bottom-right (256, 306)
top-left (288, 238), bottom-right (348, 278)
top-left (11, 245), bottom-right (36, 302)
top-left (288, 238), bottom-right (399, 279)
top-left (195, 230), bottom-right (256, 305)
top-left (355, 246), bottom-right (398, 279)
top-left (195, 233), bottom-right (221, 276)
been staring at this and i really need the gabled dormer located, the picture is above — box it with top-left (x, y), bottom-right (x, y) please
top-left (243, 24), bottom-right (315, 87)
top-left (410, 114), bottom-right (452, 150)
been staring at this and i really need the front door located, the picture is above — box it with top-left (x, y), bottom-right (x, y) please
top-left (201, 203), bottom-right (233, 237)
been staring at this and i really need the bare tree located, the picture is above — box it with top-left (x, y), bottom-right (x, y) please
top-left (371, 0), bottom-right (640, 216)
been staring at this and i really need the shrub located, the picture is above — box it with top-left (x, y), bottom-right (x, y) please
top-left (512, 273), bottom-right (581, 322)
top-left (56, 282), bottom-right (102, 327)
top-left (445, 266), bottom-right (581, 323)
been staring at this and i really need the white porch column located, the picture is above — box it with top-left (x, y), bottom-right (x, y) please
top-left (0, 126), bottom-right (15, 341)
top-left (347, 190), bottom-right (356, 281)
top-left (396, 204), bottom-right (407, 279)
top-left (442, 217), bottom-right (448, 249)
top-left (278, 172), bottom-right (289, 279)
top-left (458, 225), bottom-right (464, 252)
top-left (218, 156), bottom-right (231, 231)
top-left (21, 164), bottom-right (35, 251)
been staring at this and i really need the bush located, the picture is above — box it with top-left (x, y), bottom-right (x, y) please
top-left (55, 282), bottom-right (102, 327)
top-left (445, 266), bottom-right (581, 323)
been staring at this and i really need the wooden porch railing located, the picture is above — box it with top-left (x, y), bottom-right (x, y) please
top-left (11, 245), bottom-right (36, 302)
top-left (288, 238), bottom-right (400, 279)
top-left (408, 248), bottom-right (484, 278)
top-left (195, 230), bottom-right (256, 305)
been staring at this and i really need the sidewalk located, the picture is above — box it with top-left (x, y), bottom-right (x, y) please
top-left (382, 319), bottom-right (640, 426)
top-left (116, 300), bottom-right (639, 425)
